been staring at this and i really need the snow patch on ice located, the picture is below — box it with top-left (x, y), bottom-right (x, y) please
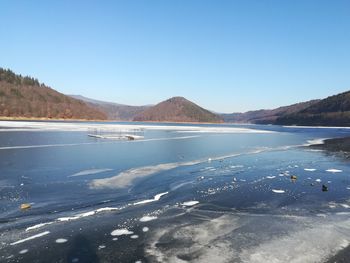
top-left (69, 168), bottom-right (113, 177)
top-left (182, 201), bottom-right (200, 207)
top-left (133, 192), bottom-right (168, 205)
top-left (10, 231), bottom-right (50, 245)
top-left (304, 168), bottom-right (316, 172)
top-left (272, 189), bottom-right (285, 194)
top-left (26, 222), bottom-right (53, 231)
top-left (111, 229), bottom-right (134, 236)
top-left (326, 169), bottom-right (342, 173)
top-left (140, 216), bottom-right (158, 222)
top-left (55, 238), bottom-right (68, 244)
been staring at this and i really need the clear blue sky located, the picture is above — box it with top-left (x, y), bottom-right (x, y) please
top-left (1, 0), bottom-right (350, 113)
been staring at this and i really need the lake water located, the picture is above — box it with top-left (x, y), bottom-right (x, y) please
top-left (0, 121), bottom-right (350, 263)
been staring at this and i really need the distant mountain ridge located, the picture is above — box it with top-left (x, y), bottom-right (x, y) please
top-left (276, 90), bottom-right (350, 126)
top-left (69, 95), bottom-right (150, 121)
top-left (221, 100), bottom-right (320, 124)
top-left (133, 96), bottom-right (223, 123)
top-left (0, 68), bottom-right (106, 120)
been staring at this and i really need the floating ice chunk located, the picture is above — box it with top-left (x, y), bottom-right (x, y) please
top-left (340, 204), bottom-right (350, 209)
top-left (112, 238), bottom-right (118, 241)
top-left (10, 231), bottom-right (50, 245)
top-left (133, 192), bottom-right (168, 205)
top-left (19, 249), bottom-right (28, 254)
top-left (142, 227), bottom-right (149, 232)
top-left (98, 245), bottom-right (106, 249)
top-left (304, 168), bottom-right (316, 172)
top-left (111, 229), bottom-right (134, 236)
top-left (266, 176), bottom-right (276, 179)
top-left (272, 189), bottom-right (285, 194)
top-left (140, 216), bottom-right (158, 222)
top-left (70, 168), bottom-right (113, 177)
top-left (130, 235), bottom-right (139, 239)
top-left (56, 238), bottom-right (68, 244)
top-left (315, 179), bottom-right (322, 182)
top-left (182, 201), bottom-right (199, 206)
top-left (326, 169), bottom-right (342, 173)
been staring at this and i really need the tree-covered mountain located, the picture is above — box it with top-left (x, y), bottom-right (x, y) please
top-left (133, 96), bottom-right (223, 123)
top-left (221, 100), bottom-right (319, 124)
top-left (0, 68), bottom-right (107, 120)
top-left (69, 95), bottom-right (150, 121)
top-left (276, 90), bottom-right (350, 126)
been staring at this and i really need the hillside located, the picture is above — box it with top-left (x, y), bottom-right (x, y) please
top-left (221, 100), bottom-right (319, 124)
top-left (70, 95), bottom-right (150, 121)
top-left (133, 96), bottom-right (223, 123)
top-left (276, 90), bottom-right (350, 126)
top-left (0, 68), bottom-right (106, 120)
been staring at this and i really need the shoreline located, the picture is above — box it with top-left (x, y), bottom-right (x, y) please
top-left (310, 136), bottom-right (350, 157)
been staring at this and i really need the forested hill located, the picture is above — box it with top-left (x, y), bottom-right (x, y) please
top-left (0, 68), bottom-right (107, 120)
top-left (133, 96), bottom-right (223, 123)
top-left (221, 100), bottom-right (319, 124)
top-left (276, 90), bottom-right (350, 126)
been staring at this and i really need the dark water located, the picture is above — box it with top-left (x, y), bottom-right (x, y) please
top-left (0, 121), bottom-right (350, 263)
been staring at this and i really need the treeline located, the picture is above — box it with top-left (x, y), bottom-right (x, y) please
top-left (0, 67), bottom-right (107, 120)
top-left (0, 68), bottom-right (41, 87)
top-left (275, 90), bottom-right (350, 126)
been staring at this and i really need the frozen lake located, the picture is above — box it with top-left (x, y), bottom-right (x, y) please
top-left (0, 121), bottom-right (350, 263)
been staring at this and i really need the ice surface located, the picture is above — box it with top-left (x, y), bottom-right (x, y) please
top-left (0, 121), bottom-right (273, 133)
